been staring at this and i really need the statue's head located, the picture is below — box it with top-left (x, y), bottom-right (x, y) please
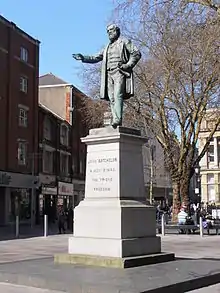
top-left (107, 24), bottom-right (120, 42)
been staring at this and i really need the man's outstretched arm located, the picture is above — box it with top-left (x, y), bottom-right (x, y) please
top-left (72, 51), bottom-right (103, 64)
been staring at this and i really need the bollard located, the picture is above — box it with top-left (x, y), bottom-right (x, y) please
top-left (199, 217), bottom-right (203, 237)
top-left (44, 214), bottom-right (48, 237)
top-left (15, 215), bottom-right (19, 238)
top-left (161, 213), bottom-right (165, 236)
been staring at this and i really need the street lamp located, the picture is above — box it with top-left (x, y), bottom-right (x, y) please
top-left (194, 165), bottom-right (201, 205)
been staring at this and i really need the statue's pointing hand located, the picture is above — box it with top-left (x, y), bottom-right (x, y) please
top-left (72, 53), bottom-right (84, 61)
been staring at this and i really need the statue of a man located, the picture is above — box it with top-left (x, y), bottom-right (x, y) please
top-left (73, 24), bottom-right (141, 128)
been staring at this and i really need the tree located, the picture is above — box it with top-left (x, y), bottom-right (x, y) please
top-left (183, 0), bottom-right (220, 16)
top-left (77, 64), bottom-right (108, 129)
top-left (113, 0), bottom-right (220, 18)
top-left (112, 1), bottom-right (220, 218)
top-left (78, 95), bottom-right (107, 129)
top-left (77, 1), bottom-right (220, 219)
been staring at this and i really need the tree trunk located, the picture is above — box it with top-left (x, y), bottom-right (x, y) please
top-left (180, 177), bottom-right (191, 210)
top-left (172, 181), bottom-right (181, 222)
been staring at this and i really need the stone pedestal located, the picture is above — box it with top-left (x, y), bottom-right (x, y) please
top-left (56, 127), bottom-right (174, 268)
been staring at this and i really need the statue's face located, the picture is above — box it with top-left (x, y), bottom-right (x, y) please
top-left (107, 26), bottom-right (119, 42)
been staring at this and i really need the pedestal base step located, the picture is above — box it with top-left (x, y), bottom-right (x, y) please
top-left (54, 252), bottom-right (175, 268)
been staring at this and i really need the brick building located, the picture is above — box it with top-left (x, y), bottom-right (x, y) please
top-left (37, 103), bottom-right (73, 222)
top-left (38, 73), bottom-right (87, 221)
top-left (0, 15), bottom-right (39, 225)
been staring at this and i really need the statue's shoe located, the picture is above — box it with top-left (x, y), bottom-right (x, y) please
top-left (111, 122), bottom-right (122, 129)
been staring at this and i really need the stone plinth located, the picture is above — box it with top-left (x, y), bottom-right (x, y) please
top-left (59, 127), bottom-right (174, 267)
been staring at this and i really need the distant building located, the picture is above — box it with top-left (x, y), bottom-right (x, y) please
top-left (37, 103), bottom-right (73, 221)
top-left (38, 73), bottom-right (87, 218)
top-left (142, 138), bottom-right (172, 204)
top-left (0, 15), bottom-right (39, 225)
top-left (198, 109), bottom-right (220, 203)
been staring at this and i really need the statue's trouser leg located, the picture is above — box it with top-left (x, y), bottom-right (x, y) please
top-left (107, 70), bottom-right (125, 125)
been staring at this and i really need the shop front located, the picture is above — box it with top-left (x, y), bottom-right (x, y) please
top-left (0, 171), bottom-right (38, 225)
top-left (72, 179), bottom-right (85, 207)
top-left (58, 181), bottom-right (74, 210)
top-left (38, 174), bottom-right (57, 223)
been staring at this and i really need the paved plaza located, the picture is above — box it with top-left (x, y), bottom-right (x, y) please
top-left (161, 234), bottom-right (220, 259)
top-left (0, 234), bottom-right (69, 264)
top-left (0, 283), bottom-right (63, 293)
top-left (191, 284), bottom-right (220, 292)
top-left (0, 234), bottom-right (219, 292)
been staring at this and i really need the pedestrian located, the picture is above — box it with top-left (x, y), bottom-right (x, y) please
top-left (57, 207), bottom-right (66, 234)
top-left (67, 207), bottom-right (73, 232)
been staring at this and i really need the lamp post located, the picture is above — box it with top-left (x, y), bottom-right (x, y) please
top-left (194, 166), bottom-right (201, 206)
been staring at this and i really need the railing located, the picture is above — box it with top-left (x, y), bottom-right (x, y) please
top-left (157, 214), bottom-right (220, 237)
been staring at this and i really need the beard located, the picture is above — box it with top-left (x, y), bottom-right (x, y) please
top-left (108, 33), bottom-right (118, 43)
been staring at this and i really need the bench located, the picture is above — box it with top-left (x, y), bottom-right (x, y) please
top-left (156, 223), bottom-right (199, 234)
top-left (157, 223), bottom-right (220, 235)
top-left (206, 224), bottom-right (220, 235)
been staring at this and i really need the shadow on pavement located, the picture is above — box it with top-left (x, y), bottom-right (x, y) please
top-left (0, 223), bottom-right (72, 241)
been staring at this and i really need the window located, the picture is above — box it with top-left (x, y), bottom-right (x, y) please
top-left (43, 150), bottom-right (53, 173)
top-left (79, 158), bottom-right (83, 175)
top-left (20, 47), bottom-right (28, 62)
top-left (20, 76), bottom-right (28, 93)
top-left (43, 117), bottom-right (51, 140)
top-left (17, 141), bottom-right (27, 165)
top-left (208, 184), bottom-right (215, 202)
top-left (60, 124), bottom-right (69, 146)
top-left (60, 153), bottom-right (69, 175)
top-left (207, 174), bottom-right (214, 184)
top-left (19, 108), bottom-right (28, 127)
top-left (207, 173), bottom-right (215, 202)
top-left (208, 145), bottom-right (214, 162)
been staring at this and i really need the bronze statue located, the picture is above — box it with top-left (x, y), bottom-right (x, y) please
top-left (73, 24), bottom-right (141, 128)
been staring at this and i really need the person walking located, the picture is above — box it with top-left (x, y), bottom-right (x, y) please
top-left (57, 207), bottom-right (66, 234)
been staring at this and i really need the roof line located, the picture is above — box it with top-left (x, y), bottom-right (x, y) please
top-left (39, 84), bottom-right (72, 88)
top-left (39, 103), bottom-right (70, 124)
top-left (0, 15), bottom-right (40, 45)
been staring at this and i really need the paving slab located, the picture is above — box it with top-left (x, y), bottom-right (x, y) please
top-left (189, 283), bottom-right (220, 292)
top-left (0, 234), bottom-right (220, 292)
top-left (0, 234), bottom-right (69, 263)
top-left (0, 282), bottom-right (63, 293)
top-left (0, 257), bottom-right (220, 292)
top-left (161, 234), bottom-right (220, 259)
top-left (0, 233), bottom-right (219, 264)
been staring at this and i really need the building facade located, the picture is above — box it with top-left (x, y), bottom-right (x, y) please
top-left (38, 73), bottom-right (87, 219)
top-left (0, 15), bottom-right (39, 225)
top-left (37, 103), bottom-right (74, 222)
top-left (142, 139), bottom-right (172, 204)
top-left (198, 111), bottom-right (220, 204)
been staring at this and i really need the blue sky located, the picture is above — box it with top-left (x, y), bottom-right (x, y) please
top-left (1, 0), bottom-right (114, 91)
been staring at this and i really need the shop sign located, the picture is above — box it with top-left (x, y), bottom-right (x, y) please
top-left (42, 187), bottom-right (57, 195)
top-left (58, 182), bottom-right (73, 196)
top-left (39, 174), bottom-right (56, 185)
top-left (0, 172), bottom-right (11, 185)
top-left (0, 171), bottom-right (37, 188)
